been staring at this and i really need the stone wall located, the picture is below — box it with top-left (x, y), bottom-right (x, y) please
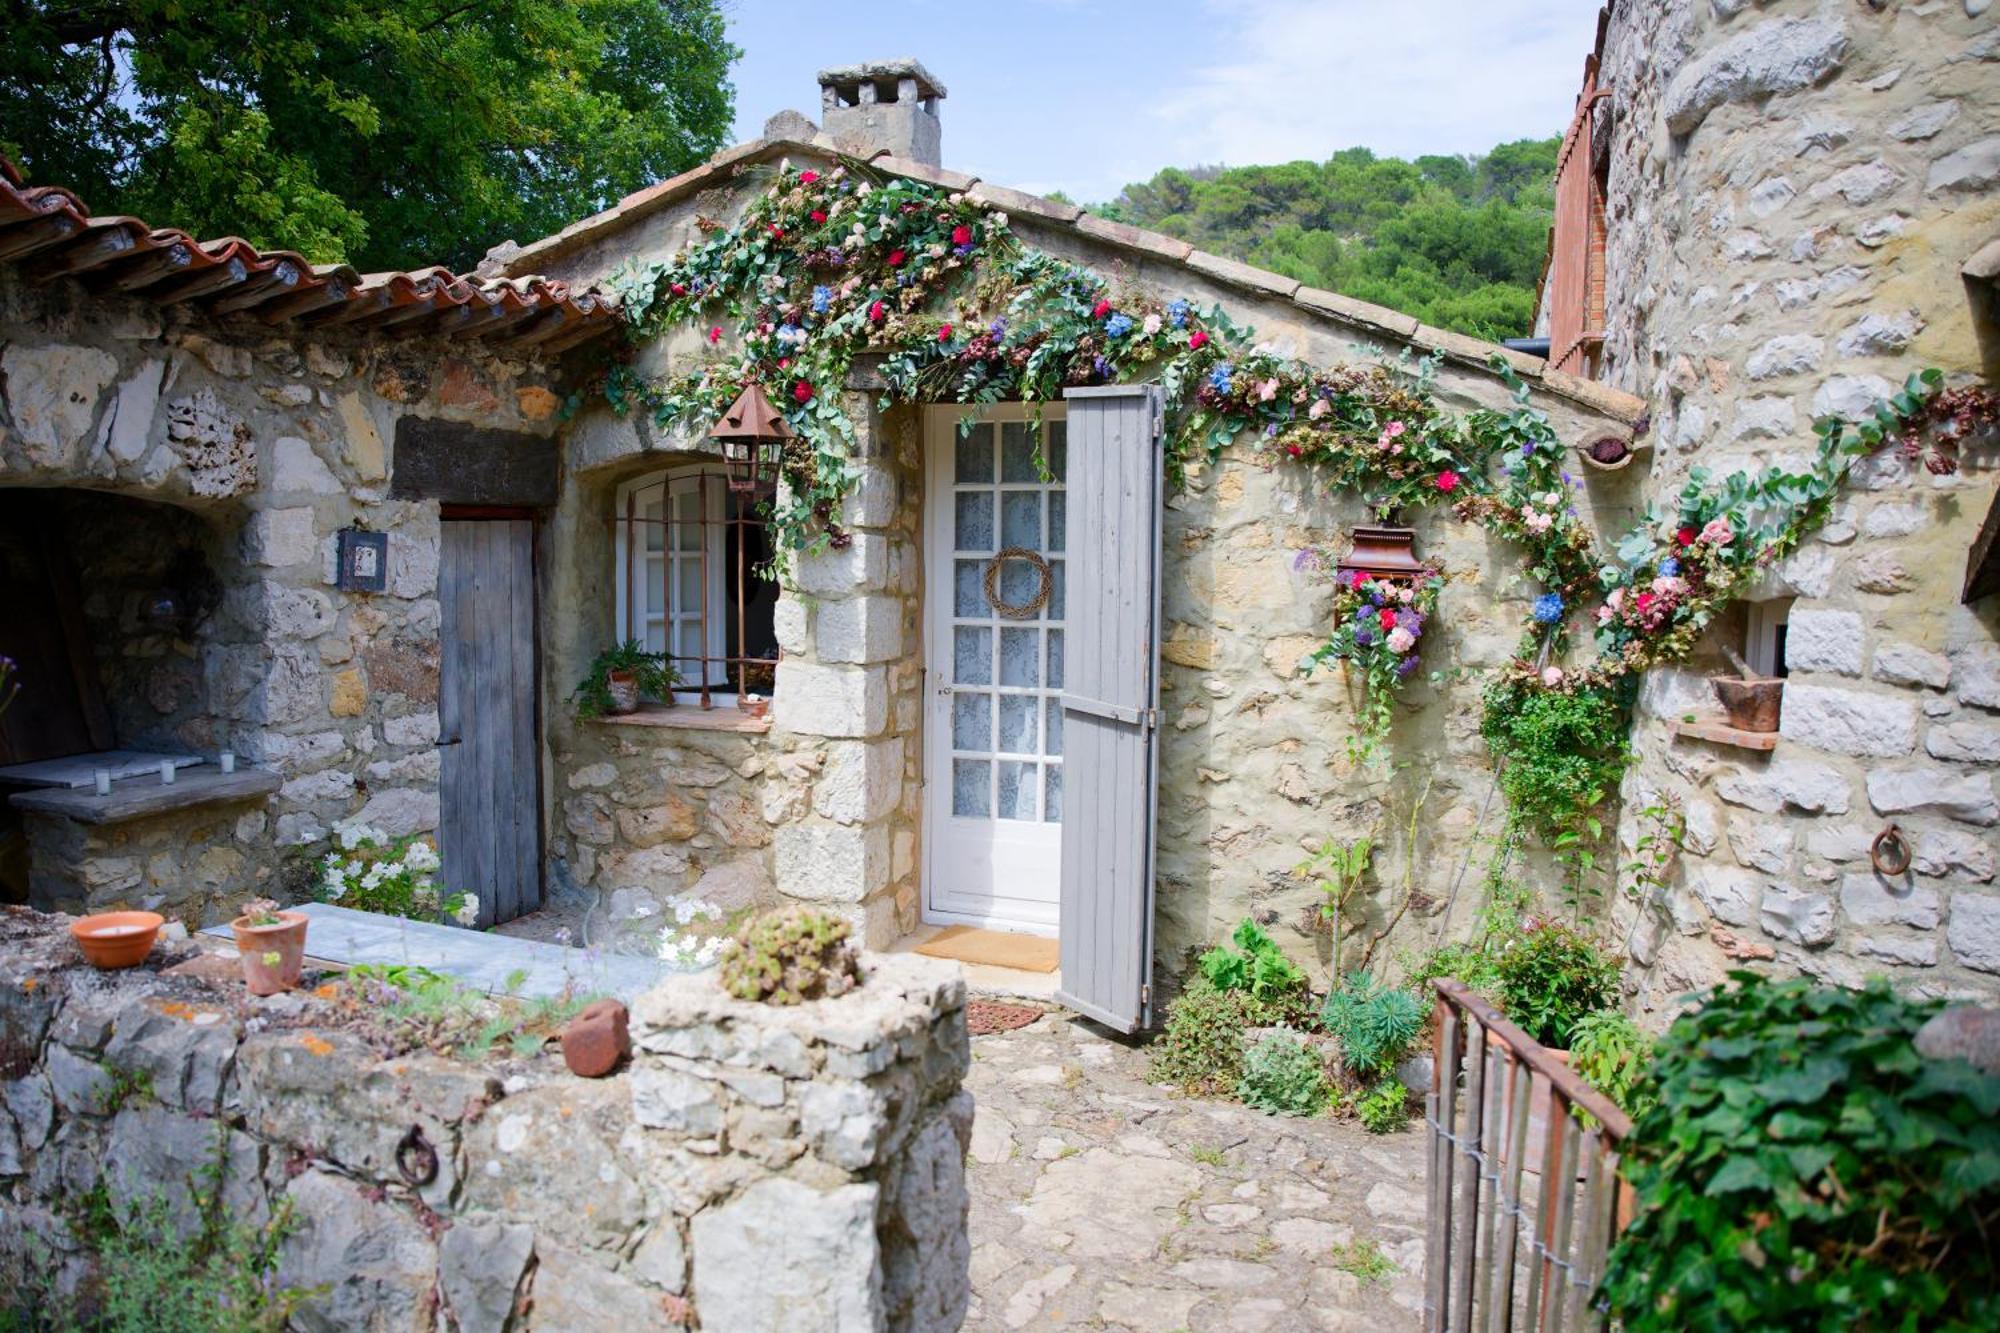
top-left (0, 908), bottom-right (971, 1331)
top-left (0, 271), bottom-right (558, 924)
top-left (546, 380), bottom-right (926, 954)
top-left (1591, 0), bottom-right (2000, 1010)
top-left (535, 148), bottom-right (1643, 978)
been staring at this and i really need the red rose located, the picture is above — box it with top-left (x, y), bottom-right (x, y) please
top-left (1435, 470), bottom-right (1460, 492)
top-left (888, 249), bottom-right (907, 267)
top-left (1188, 331), bottom-right (1209, 350)
top-left (1379, 609), bottom-right (1397, 630)
top-left (939, 323), bottom-right (954, 341)
top-left (799, 170), bottom-right (819, 184)
top-left (1635, 591), bottom-right (1655, 612)
top-left (1285, 443), bottom-right (1302, 458)
top-left (951, 224), bottom-right (972, 246)
top-left (1675, 526), bottom-right (1696, 547)
top-left (868, 300), bottom-right (885, 323)
top-left (707, 326), bottom-right (722, 344)
top-left (810, 209), bottom-right (827, 223)
top-left (768, 223), bottom-right (784, 238)
top-left (1092, 299), bottom-right (1112, 319)
top-left (669, 282), bottom-right (687, 295)
top-left (793, 380), bottom-right (813, 404)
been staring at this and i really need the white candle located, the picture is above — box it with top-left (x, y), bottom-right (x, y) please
top-left (159, 760), bottom-right (176, 785)
top-left (219, 750), bottom-right (236, 774)
top-left (94, 770), bottom-right (111, 796)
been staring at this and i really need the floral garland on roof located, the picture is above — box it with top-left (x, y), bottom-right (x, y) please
top-left (584, 161), bottom-right (1992, 809)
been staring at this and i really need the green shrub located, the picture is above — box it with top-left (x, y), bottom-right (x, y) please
top-left (1354, 1078), bottom-right (1409, 1134)
top-left (1198, 918), bottom-right (1307, 1003)
top-left (1148, 974), bottom-right (1290, 1094)
top-left (1236, 1030), bottom-right (1328, 1116)
top-left (1320, 972), bottom-right (1425, 1077)
top-left (1493, 917), bottom-right (1617, 1048)
top-left (1567, 1009), bottom-right (1653, 1127)
top-left (1404, 940), bottom-right (1503, 996)
top-left (1601, 975), bottom-right (2000, 1331)
top-left (718, 906), bottom-right (861, 1004)
top-left (1478, 679), bottom-right (1629, 844)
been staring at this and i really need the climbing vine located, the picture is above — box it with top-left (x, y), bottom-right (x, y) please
top-left (585, 159), bottom-right (1994, 857)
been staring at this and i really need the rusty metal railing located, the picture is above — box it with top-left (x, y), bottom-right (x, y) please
top-left (1425, 979), bottom-right (1634, 1332)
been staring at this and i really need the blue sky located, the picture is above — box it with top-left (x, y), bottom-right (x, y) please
top-left (723, 0), bottom-right (1606, 205)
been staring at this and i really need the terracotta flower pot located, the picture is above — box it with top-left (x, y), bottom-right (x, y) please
top-left (1713, 675), bottom-right (1783, 732)
top-left (604, 668), bottom-right (642, 714)
top-left (1581, 435), bottom-right (1634, 471)
top-left (232, 912), bottom-right (309, 995)
top-left (70, 911), bottom-right (165, 970)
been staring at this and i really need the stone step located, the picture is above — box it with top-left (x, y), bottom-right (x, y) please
top-left (201, 902), bottom-right (682, 1001)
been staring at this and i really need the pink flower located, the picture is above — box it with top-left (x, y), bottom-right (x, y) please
top-left (793, 380), bottom-right (813, 404)
top-left (951, 224), bottom-right (972, 246)
top-left (868, 301), bottom-right (885, 323)
top-left (1092, 299), bottom-right (1112, 319)
top-left (939, 323), bottom-right (954, 341)
top-left (670, 282), bottom-right (687, 295)
top-left (1258, 378), bottom-right (1279, 402)
top-left (799, 170), bottom-right (819, 184)
top-left (1542, 666), bottom-right (1565, 689)
top-left (1142, 313), bottom-right (1163, 336)
top-left (1285, 443), bottom-right (1302, 458)
top-left (1188, 331), bottom-right (1209, 350)
top-left (1596, 605), bottom-right (1614, 624)
top-left (1435, 470), bottom-right (1460, 492)
top-left (707, 326), bottom-right (722, 344)
top-left (1675, 526), bottom-right (1697, 547)
top-left (887, 249), bottom-right (907, 267)
top-left (1308, 398), bottom-right (1330, 420)
top-left (1701, 517), bottom-right (1734, 545)
top-left (1607, 587), bottom-right (1625, 610)
top-left (1386, 627), bottom-right (1416, 654)
top-left (1523, 510), bottom-right (1553, 534)
top-left (1384, 420), bottom-right (1406, 438)
top-left (810, 209), bottom-right (827, 223)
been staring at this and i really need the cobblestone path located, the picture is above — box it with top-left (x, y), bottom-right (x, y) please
top-left (963, 1011), bottom-right (1428, 1330)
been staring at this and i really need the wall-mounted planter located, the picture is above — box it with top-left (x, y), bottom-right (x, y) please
top-left (1713, 675), bottom-right (1783, 733)
top-left (1581, 435), bottom-right (1635, 471)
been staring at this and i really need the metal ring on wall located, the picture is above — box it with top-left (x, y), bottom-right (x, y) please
top-left (1871, 824), bottom-right (1911, 878)
top-left (396, 1124), bottom-right (439, 1187)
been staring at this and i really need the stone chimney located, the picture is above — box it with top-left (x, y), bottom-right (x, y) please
top-left (816, 59), bottom-right (946, 166)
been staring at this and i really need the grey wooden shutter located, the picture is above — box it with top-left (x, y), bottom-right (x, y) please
top-left (1055, 385), bottom-right (1165, 1033)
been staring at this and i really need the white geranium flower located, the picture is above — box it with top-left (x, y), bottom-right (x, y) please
top-left (452, 894), bottom-right (479, 927)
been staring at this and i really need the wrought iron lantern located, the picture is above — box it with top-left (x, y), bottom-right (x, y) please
top-left (1336, 525), bottom-right (1428, 585)
top-left (709, 383), bottom-right (794, 496)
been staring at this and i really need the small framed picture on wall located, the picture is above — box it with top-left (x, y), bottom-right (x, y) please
top-left (336, 528), bottom-right (389, 593)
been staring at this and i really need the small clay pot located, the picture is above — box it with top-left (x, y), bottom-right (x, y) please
top-left (70, 911), bottom-right (165, 970)
top-left (232, 912), bottom-right (309, 995)
top-left (1713, 675), bottom-right (1784, 732)
top-left (739, 696), bottom-right (770, 719)
top-left (1581, 435), bottom-right (1633, 471)
top-left (604, 668), bottom-right (642, 715)
top-left (562, 999), bottom-right (632, 1077)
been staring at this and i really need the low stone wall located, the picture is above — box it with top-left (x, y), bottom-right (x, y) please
top-left (0, 909), bottom-right (972, 1331)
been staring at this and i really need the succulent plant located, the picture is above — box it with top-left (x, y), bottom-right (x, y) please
top-left (718, 907), bottom-right (861, 1005)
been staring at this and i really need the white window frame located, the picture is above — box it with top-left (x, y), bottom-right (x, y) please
top-left (614, 465), bottom-right (730, 696)
top-left (1746, 598), bottom-right (1791, 677)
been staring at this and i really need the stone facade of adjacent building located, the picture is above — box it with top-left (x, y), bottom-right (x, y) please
top-left (1584, 0), bottom-right (2000, 1009)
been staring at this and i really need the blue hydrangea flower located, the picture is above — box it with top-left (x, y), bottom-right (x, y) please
top-left (1659, 557), bottom-right (1680, 577)
top-left (811, 285), bottom-right (832, 315)
top-left (1532, 593), bottom-right (1565, 624)
top-left (1105, 313), bottom-right (1134, 338)
top-left (1207, 363), bottom-right (1234, 393)
top-left (1167, 298), bottom-right (1190, 328)
top-left (990, 317), bottom-right (1008, 340)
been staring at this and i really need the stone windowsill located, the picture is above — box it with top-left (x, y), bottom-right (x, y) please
top-left (590, 703), bottom-right (772, 735)
top-left (6, 767), bottom-right (282, 826)
top-left (1669, 717), bottom-right (1779, 752)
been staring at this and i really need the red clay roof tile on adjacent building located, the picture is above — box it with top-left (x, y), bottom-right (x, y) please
top-left (0, 155), bottom-right (618, 352)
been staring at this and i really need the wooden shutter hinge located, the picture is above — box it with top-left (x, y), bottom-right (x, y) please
top-left (1141, 983), bottom-right (1151, 1008)
top-left (1142, 707), bottom-right (1159, 731)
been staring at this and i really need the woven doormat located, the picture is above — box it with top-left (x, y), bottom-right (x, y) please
top-left (966, 1000), bottom-right (1045, 1036)
top-left (914, 924), bottom-right (1060, 972)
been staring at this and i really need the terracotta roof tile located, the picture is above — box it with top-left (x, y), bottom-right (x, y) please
top-left (0, 154), bottom-right (616, 350)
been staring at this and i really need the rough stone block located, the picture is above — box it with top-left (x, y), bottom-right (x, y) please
top-left (1948, 895), bottom-right (2000, 975)
top-left (1662, 16), bottom-right (1849, 135)
top-left (775, 823), bottom-right (892, 903)
top-left (1867, 768), bottom-right (1999, 825)
top-left (243, 507), bottom-right (318, 568)
top-left (1731, 821), bottom-right (1793, 874)
top-left (1875, 642), bottom-right (1950, 690)
top-left (1927, 721), bottom-right (2000, 763)
top-left (774, 661), bottom-right (889, 738)
top-left (629, 1064), bottom-right (724, 1136)
top-left (1779, 684), bottom-right (1916, 757)
top-left (1839, 873), bottom-right (1941, 929)
top-left (774, 597), bottom-right (809, 655)
top-left (1852, 933), bottom-right (1939, 967)
top-left (813, 739), bottom-right (904, 825)
top-left (690, 1178), bottom-right (884, 1330)
top-left (816, 596), bottom-right (904, 665)
top-left (1954, 645), bottom-right (2000, 710)
top-left (1745, 334), bottom-right (1822, 380)
top-left (440, 1218), bottom-right (535, 1333)
top-left (1760, 885), bottom-right (1834, 947)
top-left (1691, 865), bottom-right (1760, 928)
top-left (840, 464), bottom-right (901, 528)
top-left (1912, 828), bottom-right (1996, 883)
top-left (1784, 609), bottom-right (1862, 676)
top-left (103, 1106), bottom-right (264, 1241)
top-left (277, 1170), bottom-right (438, 1332)
top-left (529, 1242), bottom-right (681, 1329)
top-left (464, 1083), bottom-right (647, 1245)
top-left (1714, 758), bottom-right (1851, 815)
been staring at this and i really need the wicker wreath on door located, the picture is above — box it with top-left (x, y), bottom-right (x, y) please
top-left (984, 547), bottom-right (1052, 619)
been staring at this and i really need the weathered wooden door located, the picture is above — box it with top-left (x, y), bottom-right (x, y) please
top-left (1054, 386), bottom-right (1165, 1033)
top-left (438, 517), bottom-right (541, 925)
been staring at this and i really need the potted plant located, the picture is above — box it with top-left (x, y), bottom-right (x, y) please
top-left (571, 640), bottom-right (679, 717)
top-left (232, 898), bottom-right (309, 995)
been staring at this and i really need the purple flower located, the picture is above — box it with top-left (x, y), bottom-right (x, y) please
top-left (1522, 442), bottom-right (1535, 458)
top-left (1354, 623), bottom-right (1378, 647)
top-left (1092, 355), bottom-right (1111, 379)
top-left (990, 317), bottom-right (1008, 339)
top-left (1395, 656), bottom-right (1420, 678)
top-left (1355, 605), bottom-right (1379, 622)
top-left (1400, 612), bottom-right (1424, 637)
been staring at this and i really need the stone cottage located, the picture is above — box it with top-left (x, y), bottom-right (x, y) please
top-left (5, 18), bottom-right (1992, 1034)
top-left (1537, 0), bottom-right (2000, 1011)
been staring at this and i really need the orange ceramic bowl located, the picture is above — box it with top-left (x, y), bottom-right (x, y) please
top-left (69, 911), bottom-right (166, 970)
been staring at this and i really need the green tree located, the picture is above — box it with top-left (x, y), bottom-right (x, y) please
top-left (1101, 136), bottom-right (1560, 341)
top-left (0, 1), bottom-right (737, 271)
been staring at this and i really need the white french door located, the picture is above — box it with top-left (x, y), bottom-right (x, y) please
top-left (923, 407), bottom-right (1067, 935)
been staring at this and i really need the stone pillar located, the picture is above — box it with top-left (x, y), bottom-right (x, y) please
top-left (631, 952), bottom-right (973, 1332)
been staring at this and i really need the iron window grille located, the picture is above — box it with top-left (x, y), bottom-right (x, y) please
top-left (614, 466), bottom-right (780, 709)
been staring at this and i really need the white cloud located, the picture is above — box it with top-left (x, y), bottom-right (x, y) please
top-left (1150, 0), bottom-right (1602, 171)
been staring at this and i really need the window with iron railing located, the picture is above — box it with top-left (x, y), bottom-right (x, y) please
top-left (613, 466), bottom-right (779, 708)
